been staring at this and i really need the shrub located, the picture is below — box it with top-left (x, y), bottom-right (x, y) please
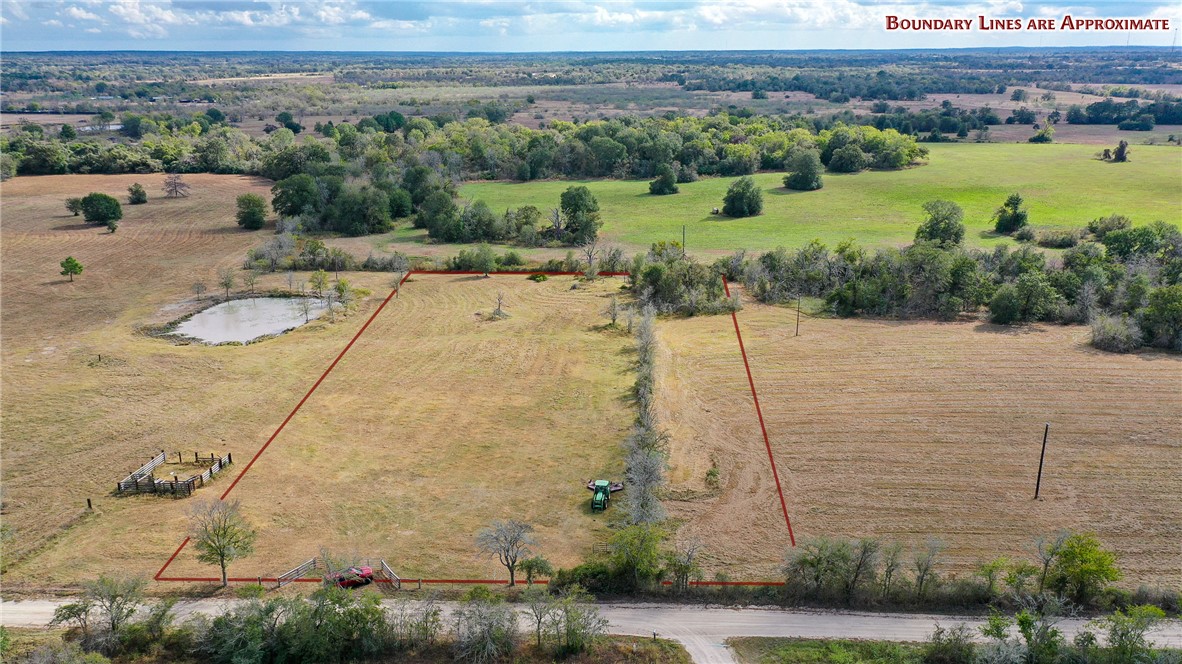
top-left (1014, 226), bottom-right (1037, 243)
top-left (528, 273), bottom-right (548, 282)
top-left (498, 250), bottom-right (524, 267)
top-left (127, 183), bottom-right (148, 205)
top-left (1141, 285), bottom-right (1182, 350)
top-left (1091, 315), bottom-right (1143, 353)
top-left (915, 200), bottom-right (965, 247)
top-left (648, 164), bottom-right (679, 195)
top-left (828, 144), bottom-right (868, 173)
top-left (923, 623), bottom-right (976, 664)
top-left (235, 584), bottom-right (266, 599)
top-left (993, 193), bottom-right (1028, 234)
top-left (1088, 214), bottom-right (1132, 240)
top-left (1036, 229), bottom-right (1083, 249)
top-left (989, 285), bottom-right (1022, 324)
top-left (722, 176), bottom-right (763, 217)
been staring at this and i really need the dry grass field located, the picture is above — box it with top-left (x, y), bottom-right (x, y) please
top-left (159, 273), bottom-right (634, 581)
top-left (658, 297), bottom-right (1182, 585)
top-left (0, 176), bottom-right (633, 587)
top-left (0, 174), bottom-right (405, 587)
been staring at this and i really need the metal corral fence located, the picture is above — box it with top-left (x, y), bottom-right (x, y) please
top-left (272, 557), bottom-right (402, 590)
top-left (116, 450), bottom-right (233, 498)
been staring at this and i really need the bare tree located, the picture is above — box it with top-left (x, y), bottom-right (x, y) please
top-left (548, 207), bottom-right (563, 239)
top-left (162, 173), bottom-right (191, 198)
top-left (491, 291), bottom-right (507, 320)
top-left (603, 295), bottom-right (621, 327)
top-left (580, 239), bottom-right (599, 279)
top-left (1036, 530), bottom-right (1070, 594)
top-left (217, 267), bottom-right (235, 300)
top-left (880, 541), bottom-right (903, 598)
top-left (452, 595), bottom-right (518, 664)
top-left (243, 270), bottom-right (258, 295)
top-left (839, 538), bottom-right (881, 604)
top-left (913, 538), bottom-right (944, 601)
top-left (520, 585), bottom-right (555, 648)
top-left (665, 539), bottom-right (704, 593)
top-left (188, 499), bottom-right (257, 586)
top-left (544, 586), bottom-right (608, 655)
top-left (475, 519), bottom-right (535, 585)
top-left (286, 269), bottom-right (296, 290)
top-left (192, 282), bottom-right (207, 299)
top-left (86, 576), bottom-right (146, 636)
top-left (298, 294), bottom-right (313, 323)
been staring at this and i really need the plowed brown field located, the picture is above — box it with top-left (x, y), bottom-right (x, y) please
top-left (658, 297), bottom-right (1182, 586)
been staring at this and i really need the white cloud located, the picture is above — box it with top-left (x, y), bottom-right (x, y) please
top-left (5, 0), bottom-right (29, 21)
top-left (64, 6), bottom-right (103, 21)
top-left (42, 19), bottom-right (63, 27)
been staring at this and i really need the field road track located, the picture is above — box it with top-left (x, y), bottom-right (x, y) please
top-left (4, 599), bottom-right (1181, 663)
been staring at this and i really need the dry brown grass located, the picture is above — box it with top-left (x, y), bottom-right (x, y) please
top-left (0, 174), bottom-right (402, 588)
top-left (0, 176), bottom-right (632, 589)
top-left (658, 297), bottom-right (1182, 585)
top-left (159, 273), bottom-right (633, 582)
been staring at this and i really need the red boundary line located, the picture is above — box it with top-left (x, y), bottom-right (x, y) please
top-left (722, 276), bottom-right (796, 547)
top-left (156, 270), bottom-right (790, 585)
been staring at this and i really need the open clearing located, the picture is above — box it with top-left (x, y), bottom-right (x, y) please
top-left (159, 273), bottom-right (634, 581)
top-left (461, 143), bottom-right (1181, 253)
top-left (657, 297), bottom-right (1182, 585)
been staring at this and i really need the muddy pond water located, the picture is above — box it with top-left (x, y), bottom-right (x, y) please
top-left (174, 297), bottom-right (328, 344)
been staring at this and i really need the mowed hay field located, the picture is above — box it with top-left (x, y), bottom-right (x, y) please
top-left (461, 143), bottom-right (1181, 253)
top-left (0, 174), bottom-right (406, 587)
top-left (657, 298), bottom-right (1182, 585)
top-left (160, 274), bottom-right (634, 581)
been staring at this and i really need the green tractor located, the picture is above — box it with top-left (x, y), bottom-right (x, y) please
top-left (586, 479), bottom-right (624, 512)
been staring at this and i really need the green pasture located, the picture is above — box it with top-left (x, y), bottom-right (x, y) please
top-left (459, 143), bottom-right (1181, 255)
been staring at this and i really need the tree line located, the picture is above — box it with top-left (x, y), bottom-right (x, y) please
top-left (717, 199), bottom-right (1181, 353)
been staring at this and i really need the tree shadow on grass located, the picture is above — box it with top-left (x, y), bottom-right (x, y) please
top-left (51, 222), bottom-right (97, 232)
top-left (973, 321), bottom-right (1047, 336)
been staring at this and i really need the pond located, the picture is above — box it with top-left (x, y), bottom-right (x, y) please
top-left (174, 297), bottom-right (328, 344)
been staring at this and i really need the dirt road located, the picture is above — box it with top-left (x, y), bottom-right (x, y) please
top-left (4, 598), bottom-right (1181, 663)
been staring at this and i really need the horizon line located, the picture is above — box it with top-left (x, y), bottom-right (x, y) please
top-left (4, 44), bottom-right (1180, 56)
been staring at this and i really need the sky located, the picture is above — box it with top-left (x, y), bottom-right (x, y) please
top-left (0, 0), bottom-right (1178, 52)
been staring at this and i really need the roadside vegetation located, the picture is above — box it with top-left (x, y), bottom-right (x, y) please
top-left (10, 579), bottom-right (688, 664)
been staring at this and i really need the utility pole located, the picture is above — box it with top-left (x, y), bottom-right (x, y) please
top-left (1034, 423), bottom-right (1050, 499)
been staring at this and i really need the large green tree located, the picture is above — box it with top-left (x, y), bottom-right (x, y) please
top-left (560, 185), bottom-right (602, 244)
top-left (270, 173), bottom-right (320, 218)
top-left (236, 193), bottom-right (268, 230)
top-left (648, 163), bottom-right (679, 195)
top-left (189, 499), bottom-right (257, 587)
top-left (722, 176), bottom-right (763, 217)
top-left (1049, 533), bottom-right (1121, 605)
top-left (80, 192), bottom-right (123, 225)
top-left (783, 146), bottom-right (824, 191)
top-left (1141, 285), bottom-right (1182, 349)
top-left (914, 200), bottom-right (965, 247)
top-left (993, 193), bottom-right (1029, 234)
